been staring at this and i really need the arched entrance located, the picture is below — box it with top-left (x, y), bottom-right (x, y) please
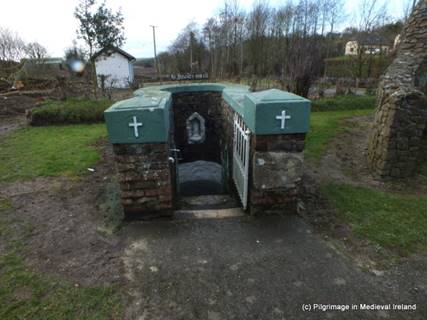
top-left (170, 90), bottom-right (240, 209)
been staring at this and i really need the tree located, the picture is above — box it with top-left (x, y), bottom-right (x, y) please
top-left (403, 0), bottom-right (419, 20)
top-left (168, 22), bottom-right (208, 74)
top-left (328, 0), bottom-right (345, 34)
top-left (24, 42), bottom-right (48, 60)
top-left (246, 1), bottom-right (271, 76)
top-left (65, 40), bottom-right (88, 62)
top-left (352, 0), bottom-right (389, 80)
top-left (74, 0), bottom-right (125, 59)
top-left (74, 0), bottom-right (125, 96)
top-left (0, 27), bottom-right (25, 61)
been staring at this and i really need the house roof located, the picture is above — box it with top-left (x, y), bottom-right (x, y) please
top-left (350, 34), bottom-right (391, 46)
top-left (92, 47), bottom-right (136, 61)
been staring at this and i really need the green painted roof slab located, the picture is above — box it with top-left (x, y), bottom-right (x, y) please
top-left (104, 83), bottom-right (311, 144)
top-left (104, 96), bottom-right (171, 143)
top-left (104, 107), bottom-right (169, 144)
top-left (254, 101), bottom-right (311, 134)
top-left (134, 83), bottom-right (231, 96)
top-left (222, 86), bottom-right (249, 116)
top-left (247, 88), bottom-right (307, 103)
top-left (109, 96), bottom-right (164, 110)
top-left (243, 89), bottom-right (311, 134)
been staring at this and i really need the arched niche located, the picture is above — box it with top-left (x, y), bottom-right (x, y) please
top-left (186, 112), bottom-right (206, 144)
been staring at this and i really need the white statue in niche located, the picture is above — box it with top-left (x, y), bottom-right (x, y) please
top-left (186, 112), bottom-right (206, 144)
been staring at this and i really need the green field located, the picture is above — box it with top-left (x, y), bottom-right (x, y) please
top-left (311, 95), bottom-right (376, 112)
top-left (0, 124), bottom-right (106, 182)
top-left (321, 184), bottom-right (427, 255)
top-left (305, 108), bottom-right (374, 161)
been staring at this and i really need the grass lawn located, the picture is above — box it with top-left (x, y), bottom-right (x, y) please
top-left (303, 105), bottom-right (427, 257)
top-left (305, 108), bottom-right (374, 161)
top-left (0, 124), bottom-right (107, 182)
top-left (0, 199), bottom-right (122, 319)
top-left (321, 184), bottom-right (427, 256)
top-left (311, 95), bottom-right (376, 112)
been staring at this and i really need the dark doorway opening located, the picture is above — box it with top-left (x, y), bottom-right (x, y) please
top-left (170, 91), bottom-right (239, 209)
top-left (178, 160), bottom-right (224, 196)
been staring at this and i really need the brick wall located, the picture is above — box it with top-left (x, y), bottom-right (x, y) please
top-left (113, 143), bottom-right (173, 217)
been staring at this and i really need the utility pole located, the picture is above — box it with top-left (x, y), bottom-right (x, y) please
top-left (189, 31), bottom-right (194, 74)
top-left (150, 25), bottom-right (160, 79)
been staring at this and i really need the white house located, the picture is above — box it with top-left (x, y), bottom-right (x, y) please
top-left (345, 41), bottom-right (359, 55)
top-left (93, 47), bottom-right (135, 89)
top-left (344, 35), bottom-right (391, 56)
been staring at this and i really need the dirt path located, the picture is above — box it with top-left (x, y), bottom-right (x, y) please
top-left (0, 141), bottom-right (125, 286)
top-left (120, 215), bottom-right (425, 320)
top-left (0, 115), bottom-right (26, 138)
top-left (305, 114), bottom-right (382, 188)
top-left (0, 94), bottom-right (37, 139)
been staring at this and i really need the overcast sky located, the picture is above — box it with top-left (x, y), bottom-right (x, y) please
top-left (0, 0), bottom-right (410, 59)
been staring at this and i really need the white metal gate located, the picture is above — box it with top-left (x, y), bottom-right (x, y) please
top-left (233, 113), bottom-right (251, 209)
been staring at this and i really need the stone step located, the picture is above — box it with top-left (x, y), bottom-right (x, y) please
top-left (173, 207), bottom-right (245, 220)
top-left (178, 194), bottom-right (240, 210)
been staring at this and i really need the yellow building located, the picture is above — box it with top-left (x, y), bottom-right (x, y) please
top-left (345, 37), bottom-right (391, 56)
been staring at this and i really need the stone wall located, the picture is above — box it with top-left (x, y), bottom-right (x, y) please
top-left (368, 0), bottom-right (427, 179)
top-left (249, 134), bottom-right (305, 215)
top-left (113, 143), bottom-right (173, 217)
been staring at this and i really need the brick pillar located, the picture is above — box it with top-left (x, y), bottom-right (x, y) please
top-left (112, 143), bottom-right (173, 217)
top-left (249, 134), bottom-right (305, 215)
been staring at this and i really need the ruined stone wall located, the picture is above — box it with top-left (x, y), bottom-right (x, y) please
top-left (368, 0), bottom-right (427, 179)
top-left (113, 143), bottom-right (173, 217)
top-left (249, 134), bottom-right (305, 215)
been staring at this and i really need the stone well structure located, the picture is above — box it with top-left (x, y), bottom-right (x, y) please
top-left (104, 83), bottom-right (311, 217)
top-left (368, 0), bottom-right (427, 179)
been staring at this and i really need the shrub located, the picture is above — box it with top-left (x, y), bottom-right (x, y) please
top-left (324, 55), bottom-right (392, 78)
top-left (30, 98), bottom-right (111, 126)
top-left (311, 95), bottom-right (376, 112)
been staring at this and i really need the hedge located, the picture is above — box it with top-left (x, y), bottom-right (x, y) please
top-left (325, 55), bottom-right (392, 78)
top-left (30, 98), bottom-right (111, 126)
top-left (311, 95), bottom-right (377, 112)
